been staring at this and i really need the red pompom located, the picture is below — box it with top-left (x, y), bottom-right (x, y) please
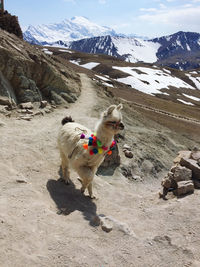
top-left (89, 150), bottom-right (94, 155)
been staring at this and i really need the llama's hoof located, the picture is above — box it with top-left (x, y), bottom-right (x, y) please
top-left (65, 180), bottom-right (70, 185)
top-left (89, 194), bottom-right (98, 200)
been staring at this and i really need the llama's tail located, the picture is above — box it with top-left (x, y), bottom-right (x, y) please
top-left (61, 116), bottom-right (74, 125)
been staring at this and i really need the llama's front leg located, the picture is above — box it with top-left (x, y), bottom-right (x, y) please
top-left (87, 182), bottom-right (95, 199)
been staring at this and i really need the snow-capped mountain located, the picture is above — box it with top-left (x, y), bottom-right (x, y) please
top-left (23, 16), bottom-right (116, 44)
top-left (151, 31), bottom-right (200, 70)
top-left (67, 31), bottom-right (200, 70)
top-left (23, 15), bottom-right (200, 70)
top-left (68, 35), bottom-right (161, 63)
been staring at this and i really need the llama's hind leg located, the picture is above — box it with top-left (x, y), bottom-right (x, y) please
top-left (60, 152), bottom-right (70, 184)
top-left (77, 166), bottom-right (95, 198)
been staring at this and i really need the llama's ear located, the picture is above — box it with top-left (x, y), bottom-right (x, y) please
top-left (117, 103), bottom-right (123, 110)
top-left (103, 105), bottom-right (116, 117)
top-left (107, 105), bottom-right (116, 114)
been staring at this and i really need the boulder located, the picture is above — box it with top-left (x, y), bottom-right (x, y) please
top-left (40, 100), bottom-right (48, 108)
top-left (124, 150), bottom-right (133, 158)
top-left (19, 102), bottom-right (33, 110)
top-left (175, 181), bottom-right (194, 196)
top-left (171, 165), bottom-right (192, 182)
top-left (123, 144), bottom-right (131, 151)
top-left (190, 151), bottom-right (200, 161)
top-left (180, 157), bottom-right (200, 180)
top-left (173, 150), bottom-right (191, 164)
top-left (100, 143), bottom-right (120, 168)
top-left (0, 71), bottom-right (16, 106)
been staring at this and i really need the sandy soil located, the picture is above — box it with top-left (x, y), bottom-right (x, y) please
top-left (1, 73), bottom-right (200, 267)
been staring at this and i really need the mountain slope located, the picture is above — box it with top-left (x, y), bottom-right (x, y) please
top-left (151, 31), bottom-right (200, 70)
top-left (69, 35), bottom-right (160, 63)
top-left (67, 31), bottom-right (200, 70)
top-left (23, 16), bottom-right (116, 44)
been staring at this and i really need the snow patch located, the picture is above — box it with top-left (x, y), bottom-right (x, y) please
top-left (59, 49), bottom-right (73, 53)
top-left (177, 99), bottom-right (194, 105)
top-left (112, 66), bottom-right (194, 95)
top-left (112, 37), bottom-right (160, 63)
top-left (182, 94), bottom-right (200, 101)
top-left (95, 75), bottom-right (110, 81)
top-left (80, 62), bottom-right (100, 69)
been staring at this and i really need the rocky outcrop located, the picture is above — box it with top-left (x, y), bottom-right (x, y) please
top-left (0, 11), bottom-right (23, 39)
top-left (160, 148), bottom-right (200, 198)
top-left (0, 28), bottom-right (81, 106)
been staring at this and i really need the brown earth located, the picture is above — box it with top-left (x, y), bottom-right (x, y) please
top-left (1, 73), bottom-right (200, 267)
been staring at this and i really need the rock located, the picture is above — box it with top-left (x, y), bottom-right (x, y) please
top-left (19, 109), bottom-right (33, 114)
top-left (16, 178), bottom-right (28, 183)
top-left (100, 143), bottom-right (120, 168)
top-left (193, 179), bottom-right (200, 189)
top-left (50, 91), bottom-right (68, 105)
top-left (124, 150), bottom-right (133, 158)
top-left (40, 100), bottom-right (48, 108)
top-left (0, 96), bottom-right (12, 106)
top-left (0, 120), bottom-right (5, 127)
top-left (17, 77), bottom-right (42, 103)
top-left (0, 71), bottom-right (17, 106)
top-left (34, 110), bottom-right (43, 116)
top-left (161, 178), bottom-right (172, 189)
top-left (171, 165), bottom-right (192, 182)
top-left (173, 151), bottom-right (191, 164)
top-left (0, 12), bottom-right (23, 39)
top-left (94, 215), bottom-right (133, 235)
top-left (175, 180), bottom-right (194, 196)
top-left (60, 92), bottom-right (77, 103)
top-left (94, 215), bottom-right (113, 233)
top-left (19, 116), bottom-right (32, 121)
top-left (123, 144), bottom-right (131, 151)
top-left (190, 151), bottom-right (200, 161)
top-left (101, 219), bottom-right (113, 233)
top-left (180, 157), bottom-right (200, 180)
top-left (19, 102), bottom-right (33, 110)
top-left (132, 175), bottom-right (143, 182)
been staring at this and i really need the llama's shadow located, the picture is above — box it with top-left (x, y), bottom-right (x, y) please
top-left (46, 177), bottom-right (97, 227)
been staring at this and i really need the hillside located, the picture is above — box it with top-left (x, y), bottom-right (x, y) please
top-left (0, 28), bottom-right (81, 106)
top-left (1, 70), bottom-right (200, 266)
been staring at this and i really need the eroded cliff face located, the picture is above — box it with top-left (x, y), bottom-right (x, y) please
top-left (0, 28), bottom-right (81, 106)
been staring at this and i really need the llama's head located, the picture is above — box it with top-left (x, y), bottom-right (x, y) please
top-left (101, 104), bottom-right (124, 134)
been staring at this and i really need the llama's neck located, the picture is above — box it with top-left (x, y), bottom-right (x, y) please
top-left (95, 121), bottom-right (114, 147)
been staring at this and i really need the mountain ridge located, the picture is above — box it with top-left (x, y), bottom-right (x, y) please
top-left (23, 17), bottom-right (200, 70)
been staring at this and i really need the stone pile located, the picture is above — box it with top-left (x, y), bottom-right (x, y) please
top-left (0, 100), bottom-right (56, 121)
top-left (160, 148), bottom-right (200, 199)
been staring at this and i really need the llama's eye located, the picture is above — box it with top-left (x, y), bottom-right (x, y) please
top-left (109, 121), bottom-right (117, 124)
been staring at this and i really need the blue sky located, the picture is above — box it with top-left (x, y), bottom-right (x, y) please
top-left (5, 0), bottom-right (200, 37)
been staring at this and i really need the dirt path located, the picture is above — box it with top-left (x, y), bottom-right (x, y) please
top-left (1, 74), bottom-right (200, 267)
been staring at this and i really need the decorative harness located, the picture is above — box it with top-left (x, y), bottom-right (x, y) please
top-left (80, 133), bottom-right (116, 156)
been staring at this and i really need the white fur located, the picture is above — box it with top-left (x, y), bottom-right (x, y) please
top-left (57, 104), bottom-right (123, 198)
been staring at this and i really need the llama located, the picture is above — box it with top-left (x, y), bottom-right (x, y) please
top-left (57, 104), bottom-right (124, 198)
